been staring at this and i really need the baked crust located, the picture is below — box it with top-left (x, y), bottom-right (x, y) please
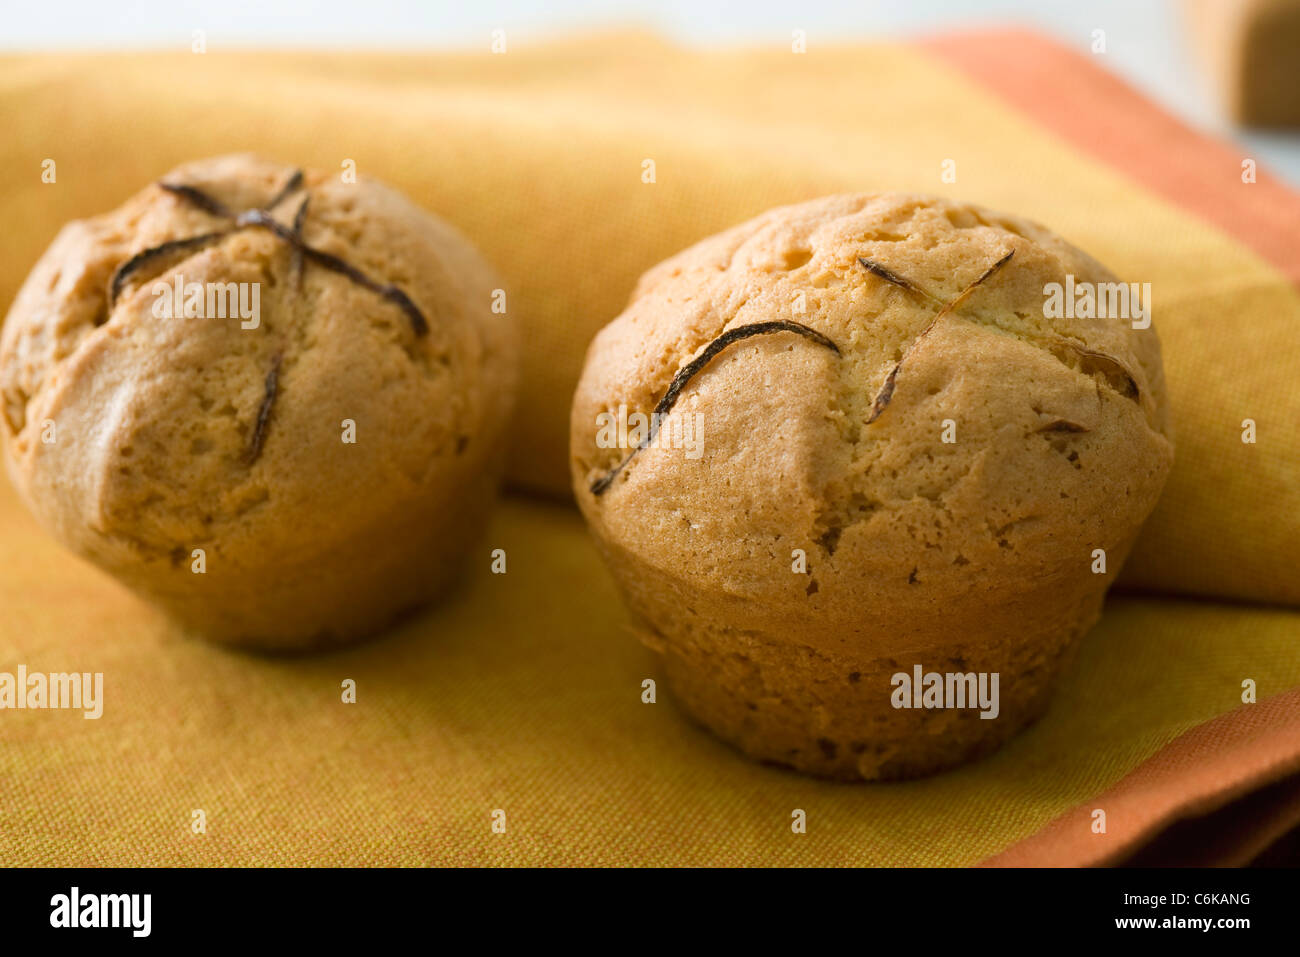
top-left (1, 154), bottom-right (518, 649)
top-left (572, 193), bottom-right (1173, 779)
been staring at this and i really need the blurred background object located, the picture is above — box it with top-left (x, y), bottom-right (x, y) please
top-left (1185, 0), bottom-right (1300, 128)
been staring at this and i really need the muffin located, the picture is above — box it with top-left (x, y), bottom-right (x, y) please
top-left (571, 193), bottom-right (1173, 780)
top-left (1, 154), bottom-right (517, 650)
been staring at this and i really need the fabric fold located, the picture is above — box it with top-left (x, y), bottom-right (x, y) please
top-left (984, 688), bottom-right (1300, 866)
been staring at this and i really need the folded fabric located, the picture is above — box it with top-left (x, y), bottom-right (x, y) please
top-left (986, 687), bottom-right (1300, 866)
top-left (1, 29), bottom-right (1297, 866)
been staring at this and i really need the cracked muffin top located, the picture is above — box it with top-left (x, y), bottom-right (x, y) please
top-left (1, 153), bottom-right (517, 572)
top-left (571, 192), bottom-right (1173, 633)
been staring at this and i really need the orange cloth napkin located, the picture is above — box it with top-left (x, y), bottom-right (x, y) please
top-left (0, 29), bottom-right (1297, 866)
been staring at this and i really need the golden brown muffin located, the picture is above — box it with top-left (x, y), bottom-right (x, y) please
top-left (571, 193), bottom-right (1173, 780)
top-left (1, 154), bottom-right (517, 650)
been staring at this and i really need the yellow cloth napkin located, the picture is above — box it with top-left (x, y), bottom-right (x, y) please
top-left (2, 489), bottom-right (1297, 866)
top-left (1, 30), bottom-right (1298, 865)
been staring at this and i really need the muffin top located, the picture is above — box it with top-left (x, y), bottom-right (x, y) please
top-left (1, 154), bottom-right (516, 569)
top-left (572, 193), bottom-right (1173, 620)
